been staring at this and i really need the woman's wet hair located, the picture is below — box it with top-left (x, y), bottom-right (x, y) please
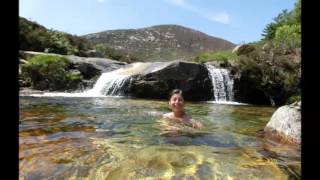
top-left (169, 89), bottom-right (184, 100)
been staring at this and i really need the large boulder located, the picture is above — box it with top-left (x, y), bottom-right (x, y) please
top-left (232, 44), bottom-right (255, 55)
top-left (264, 101), bottom-right (301, 145)
top-left (65, 55), bottom-right (126, 79)
top-left (127, 61), bottom-right (213, 101)
top-left (233, 71), bottom-right (270, 105)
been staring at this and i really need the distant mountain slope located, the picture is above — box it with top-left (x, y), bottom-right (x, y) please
top-left (82, 25), bottom-right (236, 61)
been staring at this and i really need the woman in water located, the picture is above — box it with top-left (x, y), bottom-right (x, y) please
top-left (162, 89), bottom-right (203, 129)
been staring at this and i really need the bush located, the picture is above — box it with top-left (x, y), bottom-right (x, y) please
top-left (238, 41), bottom-right (300, 106)
top-left (193, 50), bottom-right (238, 63)
top-left (274, 24), bottom-right (301, 49)
top-left (21, 55), bottom-right (83, 90)
top-left (286, 95), bottom-right (301, 104)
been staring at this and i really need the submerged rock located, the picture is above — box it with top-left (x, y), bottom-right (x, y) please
top-left (264, 101), bottom-right (301, 145)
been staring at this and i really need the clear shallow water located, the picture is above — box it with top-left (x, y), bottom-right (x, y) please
top-left (19, 96), bottom-right (301, 179)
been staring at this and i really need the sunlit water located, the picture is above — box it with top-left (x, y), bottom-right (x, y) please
top-left (19, 96), bottom-right (301, 179)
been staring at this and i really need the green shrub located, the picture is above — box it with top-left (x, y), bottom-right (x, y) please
top-left (21, 55), bottom-right (83, 90)
top-left (274, 24), bottom-right (301, 49)
top-left (238, 41), bottom-right (300, 105)
top-left (286, 95), bottom-right (301, 104)
top-left (193, 50), bottom-right (238, 63)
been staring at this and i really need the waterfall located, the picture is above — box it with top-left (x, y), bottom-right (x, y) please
top-left (205, 64), bottom-right (234, 102)
top-left (84, 62), bottom-right (151, 96)
top-left (84, 72), bottom-right (131, 96)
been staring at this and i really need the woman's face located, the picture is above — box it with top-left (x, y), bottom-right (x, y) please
top-left (169, 94), bottom-right (185, 111)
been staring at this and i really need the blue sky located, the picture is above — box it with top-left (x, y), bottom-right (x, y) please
top-left (19, 0), bottom-right (296, 44)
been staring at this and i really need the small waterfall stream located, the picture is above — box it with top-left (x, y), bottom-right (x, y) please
top-left (205, 64), bottom-right (234, 102)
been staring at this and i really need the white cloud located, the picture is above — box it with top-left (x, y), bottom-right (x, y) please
top-left (168, 0), bottom-right (231, 25)
top-left (171, 0), bottom-right (185, 6)
top-left (206, 12), bottom-right (230, 24)
top-left (97, 0), bottom-right (105, 3)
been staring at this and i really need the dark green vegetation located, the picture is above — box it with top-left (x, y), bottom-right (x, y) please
top-left (241, 0), bottom-right (300, 106)
top-left (20, 17), bottom-right (91, 56)
top-left (261, 0), bottom-right (301, 48)
top-left (19, 17), bottom-right (136, 63)
top-left (237, 42), bottom-right (300, 106)
top-left (20, 55), bottom-right (83, 90)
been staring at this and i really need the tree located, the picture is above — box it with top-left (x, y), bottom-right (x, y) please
top-left (261, 0), bottom-right (301, 41)
top-left (292, 0), bottom-right (301, 23)
top-left (274, 24), bottom-right (301, 49)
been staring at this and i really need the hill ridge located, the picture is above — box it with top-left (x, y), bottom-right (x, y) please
top-left (82, 24), bottom-right (236, 61)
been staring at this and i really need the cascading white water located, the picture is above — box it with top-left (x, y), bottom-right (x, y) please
top-left (84, 62), bottom-right (153, 96)
top-left (84, 73), bottom-right (131, 96)
top-left (206, 64), bottom-right (234, 102)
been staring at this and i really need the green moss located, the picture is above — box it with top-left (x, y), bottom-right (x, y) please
top-left (193, 50), bottom-right (239, 63)
top-left (286, 95), bottom-right (301, 104)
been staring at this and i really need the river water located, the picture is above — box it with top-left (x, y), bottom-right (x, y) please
top-left (19, 96), bottom-right (300, 179)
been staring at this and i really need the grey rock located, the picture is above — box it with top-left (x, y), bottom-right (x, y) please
top-left (264, 101), bottom-right (301, 145)
top-left (19, 58), bottom-right (28, 64)
top-left (65, 55), bottom-right (126, 72)
top-left (232, 44), bottom-right (255, 55)
top-left (65, 55), bottom-right (126, 79)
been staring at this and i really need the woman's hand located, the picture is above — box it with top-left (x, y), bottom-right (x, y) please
top-left (192, 120), bottom-right (203, 129)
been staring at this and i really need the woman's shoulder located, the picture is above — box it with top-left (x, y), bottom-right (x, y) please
top-left (162, 113), bottom-right (172, 119)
